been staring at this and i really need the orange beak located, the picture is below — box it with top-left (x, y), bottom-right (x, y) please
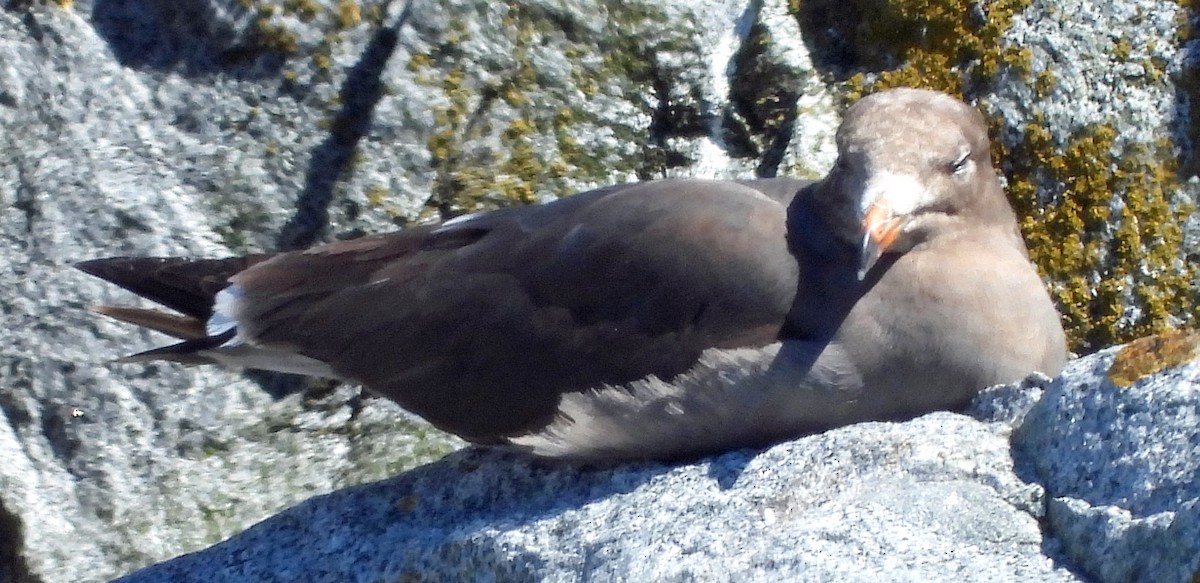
top-left (859, 200), bottom-right (905, 280)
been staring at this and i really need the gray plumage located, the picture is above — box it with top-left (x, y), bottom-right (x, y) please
top-left (76, 88), bottom-right (1067, 461)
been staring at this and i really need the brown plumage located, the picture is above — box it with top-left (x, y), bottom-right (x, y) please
top-left (77, 88), bottom-right (1067, 460)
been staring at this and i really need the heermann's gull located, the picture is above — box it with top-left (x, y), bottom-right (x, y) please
top-left (75, 88), bottom-right (1067, 461)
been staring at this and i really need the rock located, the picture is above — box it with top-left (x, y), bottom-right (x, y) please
top-left (112, 414), bottom-right (1081, 583)
top-left (988, 0), bottom-right (1200, 353)
top-left (1012, 332), bottom-right (1200, 583)
top-left (993, 0), bottom-right (1183, 150)
top-left (113, 338), bottom-right (1200, 583)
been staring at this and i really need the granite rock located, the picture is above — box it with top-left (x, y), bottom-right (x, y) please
top-left (1012, 340), bottom-right (1200, 583)
top-left (114, 414), bottom-right (1082, 583)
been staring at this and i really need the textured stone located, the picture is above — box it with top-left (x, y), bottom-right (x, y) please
top-left (1013, 342), bottom-right (1200, 583)
top-left (115, 415), bottom-right (1082, 583)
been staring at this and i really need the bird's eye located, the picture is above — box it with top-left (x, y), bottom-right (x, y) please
top-left (948, 151), bottom-right (971, 175)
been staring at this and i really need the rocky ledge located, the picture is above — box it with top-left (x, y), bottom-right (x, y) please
top-left (114, 338), bottom-right (1200, 583)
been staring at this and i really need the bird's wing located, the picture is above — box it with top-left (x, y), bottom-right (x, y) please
top-left (226, 179), bottom-right (805, 440)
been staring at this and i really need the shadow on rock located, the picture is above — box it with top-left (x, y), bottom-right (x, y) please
top-left (91, 0), bottom-right (285, 78)
top-left (115, 446), bottom-right (670, 582)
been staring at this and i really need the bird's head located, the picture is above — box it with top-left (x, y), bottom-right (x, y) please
top-left (824, 88), bottom-right (1014, 280)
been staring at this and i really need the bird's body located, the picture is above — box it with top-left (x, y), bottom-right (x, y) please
top-left (77, 89), bottom-right (1067, 461)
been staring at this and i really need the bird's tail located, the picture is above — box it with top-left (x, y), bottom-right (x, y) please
top-left (75, 256), bottom-right (267, 364)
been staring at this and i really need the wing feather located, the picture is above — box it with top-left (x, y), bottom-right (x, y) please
top-left (230, 179), bottom-right (804, 439)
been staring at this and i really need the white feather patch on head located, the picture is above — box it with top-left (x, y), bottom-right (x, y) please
top-left (859, 172), bottom-right (935, 219)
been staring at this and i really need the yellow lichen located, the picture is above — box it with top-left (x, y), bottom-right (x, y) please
top-left (407, 52), bottom-right (432, 72)
top-left (411, 2), bottom-right (674, 218)
top-left (253, 13), bottom-right (299, 54)
top-left (999, 123), bottom-right (1198, 351)
top-left (284, 0), bottom-right (319, 22)
top-left (1112, 38), bottom-right (1133, 62)
top-left (1034, 69), bottom-right (1057, 97)
top-left (366, 185), bottom-right (389, 207)
top-left (313, 51), bottom-right (332, 72)
top-left (791, 0), bottom-right (1034, 101)
top-left (1107, 329), bottom-right (1200, 387)
top-left (336, 0), bottom-right (362, 29)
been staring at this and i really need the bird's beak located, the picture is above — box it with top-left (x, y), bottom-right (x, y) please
top-left (858, 200), bottom-right (905, 280)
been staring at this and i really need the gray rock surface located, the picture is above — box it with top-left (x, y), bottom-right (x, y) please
top-left (2, 0), bottom-right (1199, 582)
top-left (113, 413), bottom-right (1082, 583)
top-left (1013, 344), bottom-right (1200, 583)
top-left (113, 346), bottom-right (1200, 583)
top-left (993, 0), bottom-right (1183, 149)
top-left (0, 4), bottom-right (467, 580)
